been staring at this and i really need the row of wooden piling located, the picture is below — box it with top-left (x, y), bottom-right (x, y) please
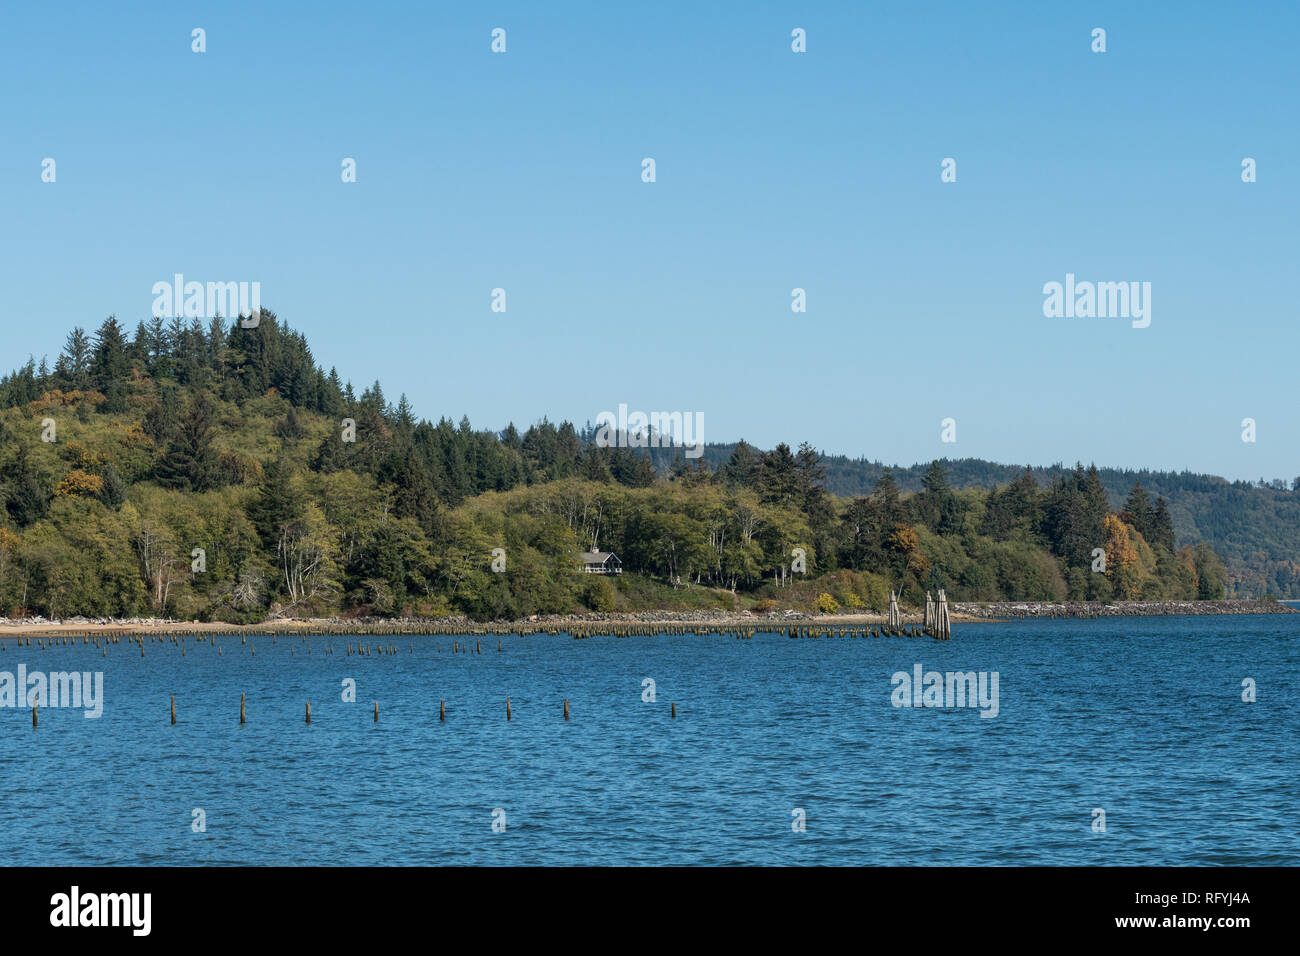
top-left (122, 695), bottom-right (673, 726)
top-left (26, 694), bottom-right (641, 728)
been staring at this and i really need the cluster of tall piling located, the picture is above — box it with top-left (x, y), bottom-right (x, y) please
top-left (923, 590), bottom-right (952, 640)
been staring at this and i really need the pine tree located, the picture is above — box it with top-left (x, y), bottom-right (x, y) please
top-left (581, 449), bottom-right (612, 482)
top-left (395, 394), bottom-right (415, 431)
top-left (155, 392), bottom-right (217, 491)
top-left (1123, 482), bottom-right (1155, 542)
top-left (91, 316), bottom-right (129, 412)
top-left (98, 466), bottom-right (128, 510)
top-left (721, 439), bottom-right (759, 487)
top-left (274, 406), bottom-right (305, 440)
top-left (5, 445), bottom-right (50, 526)
top-left (872, 468), bottom-right (905, 529)
top-left (758, 443), bottom-right (802, 507)
top-left (60, 328), bottom-right (92, 390)
top-left (247, 459), bottom-right (302, 545)
top-left (1152, 496), bottom-right (1176, 551)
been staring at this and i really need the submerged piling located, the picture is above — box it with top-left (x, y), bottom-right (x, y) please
top-left (240, 693), bottom-right (246, 725)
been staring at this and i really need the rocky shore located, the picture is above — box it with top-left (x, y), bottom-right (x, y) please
top-left (0, 599), bottom-right (1290, 638)
top-left (951, 599), bottom-right (1295, 619)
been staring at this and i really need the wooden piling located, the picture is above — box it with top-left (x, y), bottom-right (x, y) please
top-left (240, 693), bottom-right (246, 724)
top-left (440, 699), bottom-right (445, 721)
top-left (171, 695), bottom-right (175, 725)
top-left (32, 694), bottom-right (38, 728)
top-left (564, 698), bottom-right (570, 720)
top-left (374, 701), bottom-right (379, 723)
top-left (305, 702), bottom-right (311, 724)
top-left (506, 697), bottom-right (511, 720)
top-left (671, 702), bottom-right (676, 718)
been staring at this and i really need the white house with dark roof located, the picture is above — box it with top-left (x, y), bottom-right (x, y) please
top-left (579, 550), bottom-right (622, 574)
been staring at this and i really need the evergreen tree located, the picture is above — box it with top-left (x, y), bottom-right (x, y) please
top-left (155, 392), bottom-right (217, 491)
top-left (1151, 496), bottom-right (1176, 551)
top-left (98, 465), bottom-right (128, 510)
top-left (4, 445), bottom-right (50, 527)
top-left (274, 406), bottom-right (305, 441)
top-left (757, 443), bottom-right (802, 507)
top-left (59, 327), bottom-right (92, 390)
top-left (871, 468), bottom-right (906, 529)
top-left (1123, 482), bottom-right (1155, 542)
top-left (247, 459), bottom-right (302, 545)
top-left (720, 439), bottom-right (759, 487)
top-left (91, 316), bottom-right (129, 412)
top-left (581, 448), bottom-right (612, 482)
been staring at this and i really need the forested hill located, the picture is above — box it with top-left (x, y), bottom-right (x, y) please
top-left (0, 314), bottom-right (1278, 624)
top-left (683, 448), bottom-right (1300, 599)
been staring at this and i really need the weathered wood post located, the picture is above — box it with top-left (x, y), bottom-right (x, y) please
top-left (32, 694), bottom-right (38, 728)
top-left (240, 693), bottom-right (246, 724)
top-left (935, 589), bottom-right (952, 640)
top-left (374, 701), bottom-right (379, 723)
top-left (171, 695), bottom-right (176, 725)
top-left (564, 699), bottom-right (569, 720)
top-left (305, 702), bottom-right (311, 724)
top-left (440, 699), bottom-right (445, 721)
top-left (671, 702), bottom-right (676, 719)
top-left (506, 697), bottom-right (512, 720)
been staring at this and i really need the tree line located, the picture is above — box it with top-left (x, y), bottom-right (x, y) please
top-left (0, 313), bottom-right (1229, 621)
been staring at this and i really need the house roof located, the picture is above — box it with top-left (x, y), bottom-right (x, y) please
top-left (580, 551), bottom-right (619, 563)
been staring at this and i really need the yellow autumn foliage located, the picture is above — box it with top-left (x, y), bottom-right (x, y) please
top-left (56, 469), bottom-right (105, 498)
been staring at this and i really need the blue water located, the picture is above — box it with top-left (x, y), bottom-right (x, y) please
top-left (1, 615), bottom-right (1296, 865)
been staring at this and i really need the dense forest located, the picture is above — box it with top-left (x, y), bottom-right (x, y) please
top-left (0, 313), bottom-right (1240, 622)
top-left (668, 452), bottom-right (1300, 599)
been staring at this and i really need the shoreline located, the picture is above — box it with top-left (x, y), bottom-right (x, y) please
top-left (950, 599), bottom-right (1294, 620)
top-left (0, 600), bottom-right (1290, 638)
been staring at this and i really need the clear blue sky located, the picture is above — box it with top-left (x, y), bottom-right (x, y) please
top-left (3, 1), bottom-right (1296, 482)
